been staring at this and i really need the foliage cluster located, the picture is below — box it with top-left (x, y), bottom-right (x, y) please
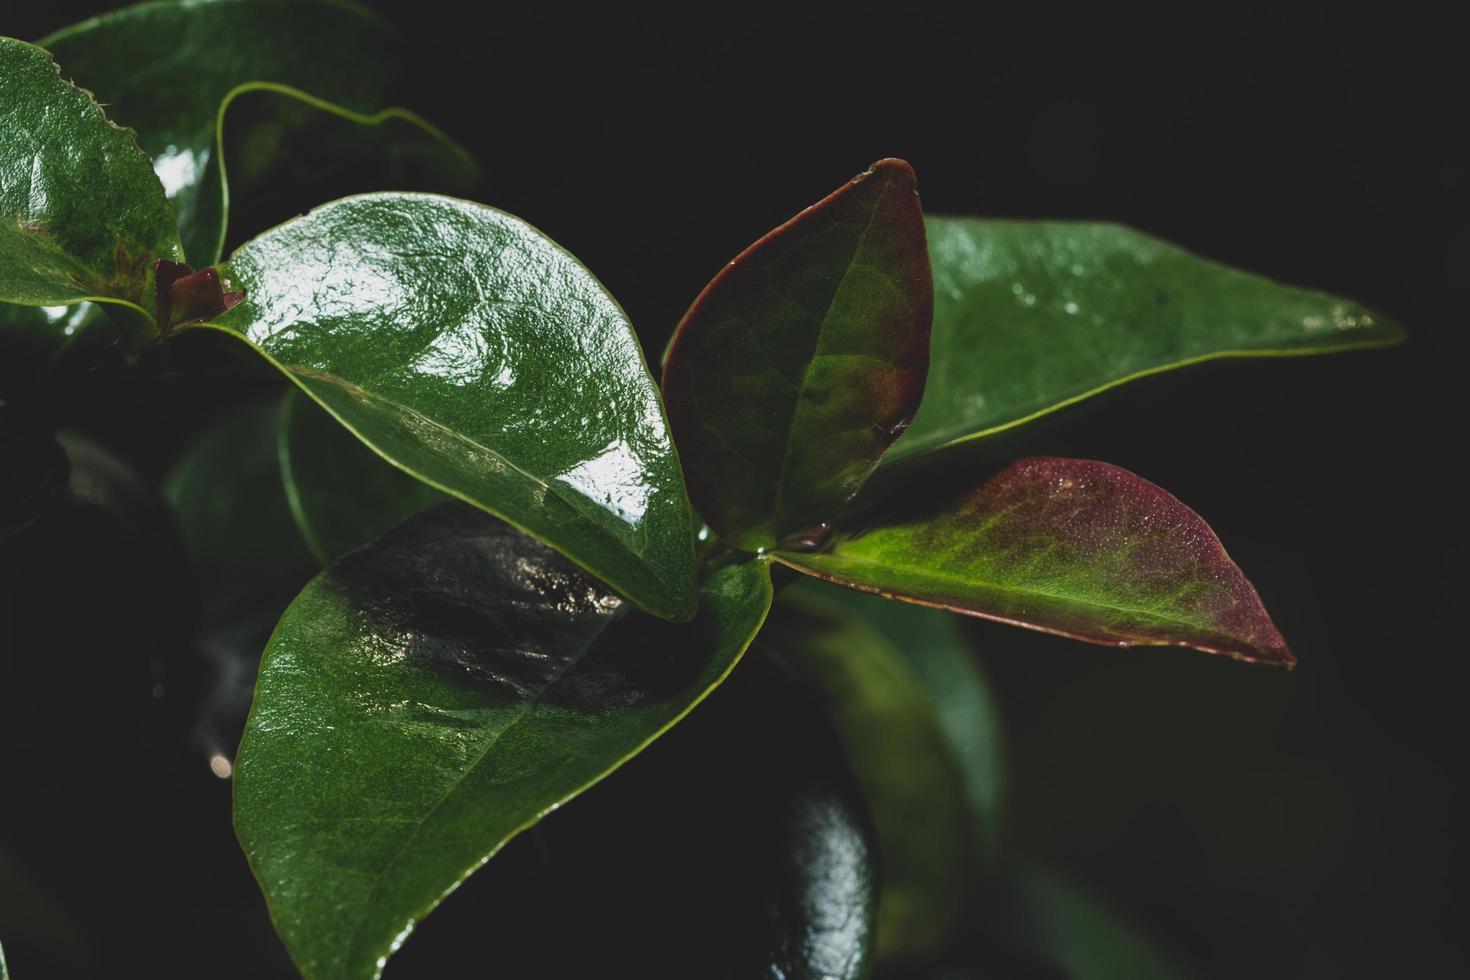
top-left (0, 2), bottom-right (1401, 976)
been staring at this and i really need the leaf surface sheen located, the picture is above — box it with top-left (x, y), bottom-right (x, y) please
top-left (5, 1), bottom-right (474, 396)
top-left (6, 31), bottom-right (473, 394)
top-left (662, 158), bottom-right (932, 552)
top-left (39, 0), bottom-right (435, 265)
top-left (0, 38), bottom-right (181, 334)
top-left (234, 504), bottom-right (771, 980)
top-left (891, 216), bottom-right (1405, 462)
top-left (214, 84), bottom-right (476, 257)
top-left (776, 457), bottom-right (1293, 666)
top-left (202, 192), bottom-right (697, 620)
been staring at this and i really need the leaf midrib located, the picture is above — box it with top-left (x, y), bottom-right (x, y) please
top-left (186, 322), bottom-right (685, 612)
top-left (341, 613), bottom-right (611, 973)
top-left (896, 337), bottom-right (1403, 461)
top-left (769, 177), bottom-right (888, 533)
top-left (298, 374), bottom-right (687, 602)
top-left (780, 550), bottom-right (1230, 638)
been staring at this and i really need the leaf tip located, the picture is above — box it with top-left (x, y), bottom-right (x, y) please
top-left (1245, 636), bottom-right (1296, 670)
top-left (864, 157), bottom-right (919, 191)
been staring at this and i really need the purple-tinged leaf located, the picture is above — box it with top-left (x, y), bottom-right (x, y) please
top-left (154, 259), bottom-right (243, 329)
top-left (662, 159), bottom-right (932, 552)
top-left (774, 457), bottom-right (1293, 667)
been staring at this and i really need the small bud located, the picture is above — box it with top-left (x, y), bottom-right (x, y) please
top-left (153, 258), bottom-right (245, 330)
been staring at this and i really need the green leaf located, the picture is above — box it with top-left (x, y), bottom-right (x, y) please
top-left (888, 217), bottom-right (1405, 463)
top-left (5, 1), bottom-right (473, 396)
top-left (6, 0), bottom-right (474, 398)
top-left (278, 387), bottom-right (445, 565)
top-left (196, 192), bottom-right (698, 620)
top-left (233, 505), bottom-right (771, 980)
top-left (763, 588), bottom-right (977, 964)
top-left (214, 84), bottom-right (477, 258)
top-left (40, 0), bottom-right (466, 266)
top-left (163, 393), bottom-right (319, 625)
top-left (661, 159), bottom-right (932, 552)
top-left (775, 457), bottom-right (1293, 666)
top-left (0, 37), bottom-right (181, 337)
top-left (785, 579), bottom-right (1006, 856)
top-left (398, 649), bottom-right (878, 979)
top-left (0, 936), bottom-right (7, 979)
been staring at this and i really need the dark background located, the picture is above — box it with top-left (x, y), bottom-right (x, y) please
top-left (5, 2), bottom-right (1465, 977)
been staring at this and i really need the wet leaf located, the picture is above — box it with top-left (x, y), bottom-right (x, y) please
top-left (662, 159), bottom-right (931, 552)
top-left (889, 217), bottom-right (1405, 463)
top-left (0, 38), bottom-right (182, 339)
top-left (40, 0), bottom-right (472, 266)
top-left (277, 387), bottom-right (445, 565)
top-left (196, 192), bottom-right (697, 620)
top-left (775, 457), bottom-right (1293, 666)
top-left (6, 0), bottom-right (474, 399)
top-left (764, 587), bottom-right (976, 963)
top-left (233, 505), bottom-right (771, 980)
top-left (215, 84), bottom-right (477, 257)
top-left (394, 650), bottom-right (878, 979)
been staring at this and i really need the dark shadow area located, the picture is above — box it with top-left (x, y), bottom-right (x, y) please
top-left (324, 503), bottom-right (723, 708)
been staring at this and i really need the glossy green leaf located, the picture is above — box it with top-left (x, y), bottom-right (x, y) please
top-left (6, 0), bottom-right (473, 398)
top-left (5, 1), bottom-right (462, 396)
top-left (786, 579), bottom-right (1006, 855)
top-left (0, 936), bottom-right (8, 979)
top-left (0, 37), bottom-right (181, 337)
top-left (764, 588), bottom-right (975, 963)
top-left (163, 393), bottom-right (318, 624)
top-left (278, 387), bottom-right (445, 565)
top-left (215, 84), bottom-right (477, 257)
top-left (888, 217), bottom-right (1405, 463)
top-left (661, 159), bottom-right (932, 552)
top-left (776, 457), bottom-right (1293, 666)
top-left (395, 649), bottom-right (878, 979)
top-left (39, 0), bottom-right (463, 266)
top-left (196, 192), bottom-right (697, 620)
top-left (234, 505), bottom-right (771, 980)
